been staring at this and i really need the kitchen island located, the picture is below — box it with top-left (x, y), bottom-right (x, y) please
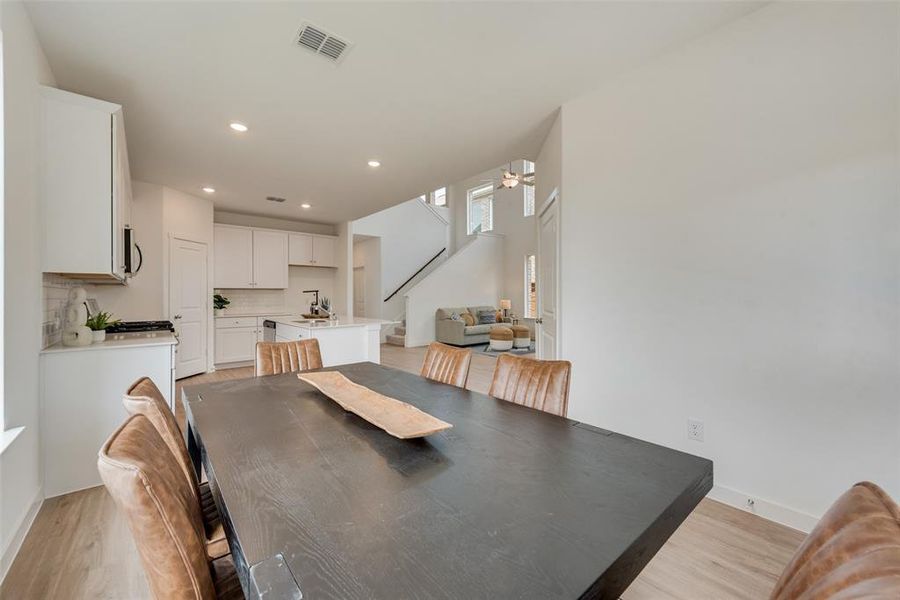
top-left (270, 315), bottom-right (396, 366)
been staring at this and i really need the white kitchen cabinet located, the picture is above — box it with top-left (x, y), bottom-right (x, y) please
top-left (41, 338), bottom-right (176, 497)
top-left (252, 229), bottom-right (289, 288)
top-left (313, 236), bottom-right (336, 267)
top-left (41, 86), bottom-right (133, 282)
top-left (214, 225), bottom-right (253, 288)
top-left (214, 326), bottom-right (258, 363)
top-left (288, 233), bottom-right (337, 267)
top-left (214, 225), bottom-right (288, 289)
top-left (288, 233), bottom-right (314, 265)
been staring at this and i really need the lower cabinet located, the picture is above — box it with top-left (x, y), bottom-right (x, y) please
top-left (214, 327), bottom-right (258, 363)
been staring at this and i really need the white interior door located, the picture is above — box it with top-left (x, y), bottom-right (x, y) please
top-left (170, 238), bottom-right (208, 379)
top-left (353, 266), bottom-right (366, 317)
top-left (536, 193), bottom-right (560, 360)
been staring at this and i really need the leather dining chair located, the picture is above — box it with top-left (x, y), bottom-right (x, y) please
top-left (255, 339), bottom-right (323, 376)
top-left (124, 377), bottom-right (228, 560)
top-left (488, 354), bottom-right (571, 417)
top-left (770, 481), bottom-right (900, 599)
top-left (420, 342), bottom-right (472, 389)
top-left (98, 414), bottom-right (244, 600)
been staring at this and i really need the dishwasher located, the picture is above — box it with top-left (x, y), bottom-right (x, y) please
top-left (262, 320), bottom-right (277, 342)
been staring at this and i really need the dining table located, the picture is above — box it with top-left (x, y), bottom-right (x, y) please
top-left (183, 361), bottom-right (713, 599)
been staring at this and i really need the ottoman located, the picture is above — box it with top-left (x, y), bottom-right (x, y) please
top-left (511, 325), bottom-right (531, 349)
top-left (489, 326), bottom-right (514, 352)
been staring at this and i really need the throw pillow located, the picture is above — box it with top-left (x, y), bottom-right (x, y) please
top-left (461, 312), bottom-right (476, 326)
top-left (478, 310), bottom-right (497, 325)
top-left (449, 312), bottom-right (461, 321)
top-left (495, 310), bottom-right (503, 322)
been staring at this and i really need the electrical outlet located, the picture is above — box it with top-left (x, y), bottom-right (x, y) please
top-left (687, 418), bottom-right (704, 442)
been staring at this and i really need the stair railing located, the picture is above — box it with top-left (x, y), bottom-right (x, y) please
top-left (383, 248), bottom-right (446, 303)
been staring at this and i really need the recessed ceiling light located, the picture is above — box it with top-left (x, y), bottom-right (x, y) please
top-left (300, 203), bottom-right (311, 209)
top-left (202, 186), bottom-right (216, 194)
top-left (367, 160), bottom-right (381, 168)
top-left (229, 122), bottom-right (248, 132)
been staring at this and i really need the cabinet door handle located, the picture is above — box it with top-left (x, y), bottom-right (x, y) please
top-left (173, 314), bottom-right (182, 320)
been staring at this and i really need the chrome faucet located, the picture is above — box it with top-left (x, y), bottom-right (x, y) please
top-left (303, 290), bottom-right (319, 315)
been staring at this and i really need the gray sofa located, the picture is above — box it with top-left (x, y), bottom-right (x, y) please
top-left (435, 305), bottom-right (510, 346)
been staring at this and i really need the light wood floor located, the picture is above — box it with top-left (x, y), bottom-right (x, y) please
top-left (1, 345), bottom-right (805, 599)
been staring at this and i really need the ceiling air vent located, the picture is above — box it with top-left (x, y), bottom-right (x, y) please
top-left (295, 22), bottom-right (353, 64)
top-left (266, 196), bottom-right (286, 203)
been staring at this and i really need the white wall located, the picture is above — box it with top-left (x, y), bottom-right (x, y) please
top-left (448, 162), bottom-right (538, 319)
top-left (405, 234), bottom-right (504, 347)
top-left (353, 197), bottom-right (448, 314)
top-left (0, 0), bottom-right (56, 578)
top-left (214, 210), bottom-right (336, 236)
top-left (556, 1), bottom-right (900, 529)
top-left (333, 221), bottom-right (352, 317)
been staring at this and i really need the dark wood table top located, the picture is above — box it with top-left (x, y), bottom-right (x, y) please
top-left (184, 362), bottom-right (713, 599)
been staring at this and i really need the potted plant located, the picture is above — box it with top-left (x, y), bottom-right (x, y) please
top-left (214, 293), bottom-right (231, 317)
top-left (85, 311), bottom-right (120, 343)
top-left (320, 296), bottom-right (336, 319)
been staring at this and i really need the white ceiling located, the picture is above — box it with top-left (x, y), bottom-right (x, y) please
top-left (26, 1), bottom-right (761, 224)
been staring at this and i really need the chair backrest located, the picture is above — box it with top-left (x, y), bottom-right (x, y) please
top-left (98, 414), bottom-right (214, 600)
top-left (255, 339), bottom-right (323, 377)
top-left (772, 481), bottom-right (900, 600)
top-left (488, 354), bottom-right (571, 417)
top-left (123, 377), bottom-right (199, 502)
top-left (770, 481), bottom-right (900, 599)
top-left (420, 342), bottom-right (472, 389)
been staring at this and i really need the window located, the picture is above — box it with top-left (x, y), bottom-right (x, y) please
top-left (525, 254), bottom-right (537, 318)
top-left (524, 160), bottom-right (535, 217)
top-left (429, 187), bottom-right (447, 207)
top-left (467, 184), bottom-right (494, 234)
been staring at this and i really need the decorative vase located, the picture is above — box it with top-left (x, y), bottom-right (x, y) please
top-left (91, 329), bottom-right (106, 343)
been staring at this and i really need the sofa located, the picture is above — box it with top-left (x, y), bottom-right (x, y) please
top-left (435, 306), bottom-right (510, 346)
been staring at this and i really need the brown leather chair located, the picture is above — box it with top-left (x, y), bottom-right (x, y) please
top-left (771, 481), bottom-right (900, 599)
top-left (255, 339), bottom-right (323, 377)
top-left (420, 342), bottom-right (472, 389)
top-left (124, 377), bottom-right (228, 560)
top-left (98, 414), bottom-right (243, 599)
top-left (488, 354), bottom-right (571, 417)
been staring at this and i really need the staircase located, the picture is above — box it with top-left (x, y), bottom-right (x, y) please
top-left (385, 322), bottom-right (406, 346)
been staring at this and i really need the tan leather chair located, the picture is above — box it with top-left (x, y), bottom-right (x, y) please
top-left (255, 339), bottom-right (323, 377)
top-left (488, 354), bottom-right (571, 417)
top-left (771, 481), bottom-right (900, 599)
top-left (124, 377), bottom-right (228, 560)
top-left (98, 414), bottom-right (243, 600)
top-left (420, 342), bottom-right (472, 389)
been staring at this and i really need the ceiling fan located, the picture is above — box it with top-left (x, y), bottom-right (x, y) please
top-left (493, 163), bottom-right (534, 190)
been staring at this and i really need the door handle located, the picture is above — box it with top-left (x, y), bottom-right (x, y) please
top-left (535, 318), bottom-right (543, 324)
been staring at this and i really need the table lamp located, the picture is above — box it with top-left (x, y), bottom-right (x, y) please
top-left (500, 299), bottom-right (511, 319)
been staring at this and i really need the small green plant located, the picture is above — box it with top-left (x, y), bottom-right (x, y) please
top-left (320, 296), bottom-right (331, 312)
top-left (213, 294), bottom-right (231, 310)
top-left (85, 311), bottom-right (120, 331)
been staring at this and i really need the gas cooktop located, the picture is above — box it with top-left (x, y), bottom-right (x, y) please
top-left (105, 320), bottom-right (175, 333)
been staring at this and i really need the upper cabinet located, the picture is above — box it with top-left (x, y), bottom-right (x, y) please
top-left (288, 233), bottom-right (337, 267)
top-left (252, 229), bottom-right (289, 288)
top-left (41, 86), bottom-right (133, 282)
top-left (214, 224), bottom-right (288, 289)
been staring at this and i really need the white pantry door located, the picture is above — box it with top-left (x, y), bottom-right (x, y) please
top-left (353, 267), bottom-right (366, 317)
top-left (536, 193), bottom-right (560, 360)
top-left (170, 238), bottom-right (208, 379)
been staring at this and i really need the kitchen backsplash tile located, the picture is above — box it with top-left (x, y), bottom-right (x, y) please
top-left (214, 288), bottom-right (287, 315)
top-left (42, 274), bottom-right (83, 348)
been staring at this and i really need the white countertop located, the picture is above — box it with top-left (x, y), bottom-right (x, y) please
top-left (41, 332), bottom-right (177, 354)
top-left (215, 311), bottom-right (292, 318)
top-left (269, 315), bottom-right (397, 331)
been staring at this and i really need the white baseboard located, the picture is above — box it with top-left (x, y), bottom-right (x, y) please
top-left (0, 486), bottom-right (44, 584)
top-left (708, 484), bottom-right (818, 533)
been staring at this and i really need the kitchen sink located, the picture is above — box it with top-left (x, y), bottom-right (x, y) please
top-left (292, 319), bottom-right (329, 324)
